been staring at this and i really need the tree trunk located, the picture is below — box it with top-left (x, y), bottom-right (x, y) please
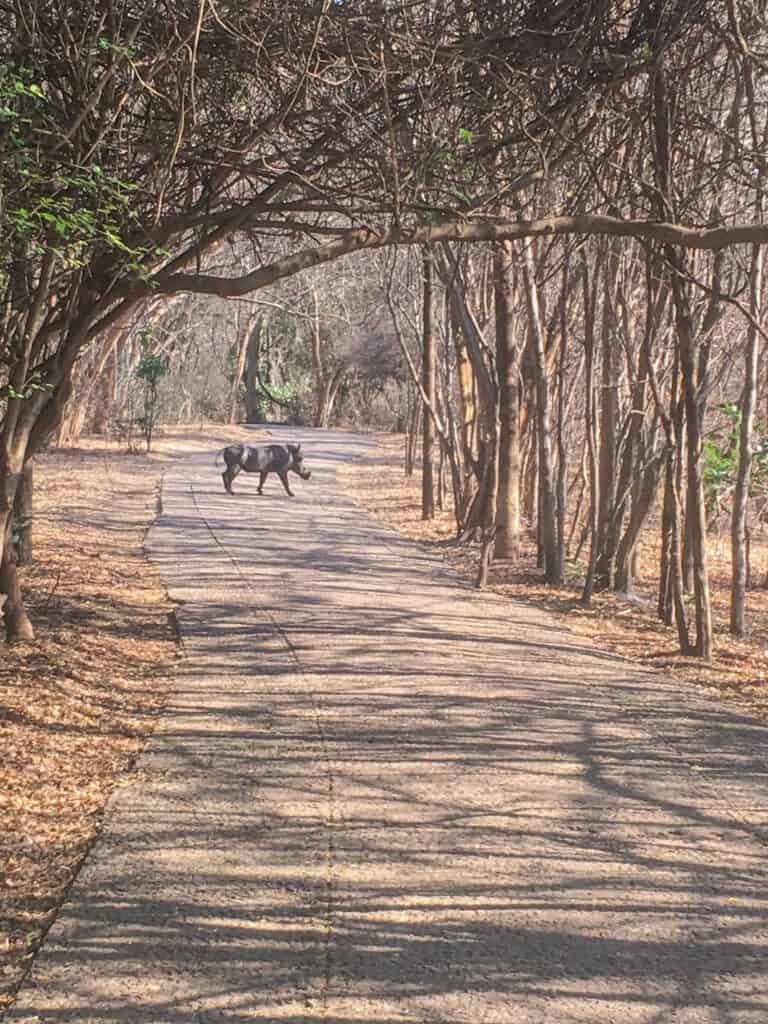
top-left (478, 407), bottom-right (501, 585)
top-left (493, 242), bottom-right (521, 559)
top-left (437, 245), bottom-right (497, 529)
top-left (521, 417), bottom-right (537, 536)
top-left (311, 290), bottom-right (327, 429)
top-left (613, 265), bottom-right (660, 593)
top-left (660, 445), bottom-right (692, 652)
top-left (317, 366), bottom-right (346, 428)
top-left (0, 389), bottom-right (42, 640)
top-left (244, 326), bottom-right (267, 423)
top-left (448, 300), bottom-right (477, 478)
top-left (652, 61), bottom-right (709, 656)
top-left (422, 248), bottom-right (436, 520)
top-left (229, 312), bottom-right (260, 425)
top-left (1, 521), bottom-right (34, 642)
top-left (13, 458), bottom-right (34, 567)
top-left (56, 369), bottom-right (89, 446)
top-left (682, 482), bottom-right (696, 592)
top-left (555, 256), bottom-right (571, 578)
top-left (406, 397), bottom-right (420, 477)
top-left (670, 257), bottom-right (713, 659)
top-left (594, 240), bottom-right (620, 589)
top-left (521, 242), bottom-right (561, 584)
top-left (91, 346), bottom-right (116, 434)
top-left (568, 455), bottom-right (587, 560)
top-left (669, 366), bottom-right (688, 625)
top-left (0, 437), bottom-right (35, 642)
top-left (581, 258), bottom-right (599, 606)
top-left (657, 349), bottom-right (685, 634)
top-left (614, 457), bottom-right (661, 593)
top-left (441, 316), bottom-right (470, 532)
top-left (658, 454), bottom-right (674, 624)
top-left (731, 242), bottom-right (763, 635)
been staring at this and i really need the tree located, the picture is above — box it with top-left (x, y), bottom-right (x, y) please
top-left (2, 0), bottom-right (767, 643)
top-left (494, 242), bottom-right (521, 560)
top-left (421, 250), bottom-right (437, 520)
top-left (134, 332), bottom-right (170, 452)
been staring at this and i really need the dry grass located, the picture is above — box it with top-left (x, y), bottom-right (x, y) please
top-left (338, 433), bottom-right (768, 722)
top-left (0, 424), bottom-right (265, 1014)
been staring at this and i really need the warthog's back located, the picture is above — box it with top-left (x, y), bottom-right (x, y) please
top-left (242, 444), bottom-right (292, 472)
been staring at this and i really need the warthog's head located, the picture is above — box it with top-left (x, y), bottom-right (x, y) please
top-left (289, 443), bottom-right (312, 481)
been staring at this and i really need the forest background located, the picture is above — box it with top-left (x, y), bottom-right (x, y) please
top-left (4, 0), bottom-right (768, 659)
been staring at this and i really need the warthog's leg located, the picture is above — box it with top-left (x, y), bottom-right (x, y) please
top-left (256, 471), bottom-right (268, 495)
top-left (277, 471), bottom-right (294, 497)
top-left (222, 465), bottom-right (240, 494)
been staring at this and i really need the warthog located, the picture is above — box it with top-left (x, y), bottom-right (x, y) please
top-left (215, 443), bottom-right (311, 496)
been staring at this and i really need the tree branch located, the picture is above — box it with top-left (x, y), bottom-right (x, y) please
top-left (137, 215), bottom-right (768, 301)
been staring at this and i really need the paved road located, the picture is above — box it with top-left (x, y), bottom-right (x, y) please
top-left (8, 428), bottom-right (768, 1023)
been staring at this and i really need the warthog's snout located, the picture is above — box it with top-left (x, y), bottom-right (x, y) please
top-left (299, 467), bottom-right (311, 480)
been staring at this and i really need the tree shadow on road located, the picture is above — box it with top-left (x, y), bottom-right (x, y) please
top-left (9, 461), bottom-right (768, 1023)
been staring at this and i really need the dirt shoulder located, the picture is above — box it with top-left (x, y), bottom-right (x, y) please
top-left (0, 425), bottom-right (265, 1016)
top-left (338, 433), bottom-right (768, 723)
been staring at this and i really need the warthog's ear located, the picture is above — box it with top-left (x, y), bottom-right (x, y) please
top-left (296, 442), bottom-right (301, 451)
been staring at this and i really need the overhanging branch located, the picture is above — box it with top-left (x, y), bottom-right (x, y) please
top-left (133, 215), bottom-right (768, 301)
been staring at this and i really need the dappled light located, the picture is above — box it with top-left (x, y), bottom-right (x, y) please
top-left (7, 431), bottom-right (766, 1022)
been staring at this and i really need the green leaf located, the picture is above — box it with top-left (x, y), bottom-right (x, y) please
top-left (451, 188), bottom-right (472, 205)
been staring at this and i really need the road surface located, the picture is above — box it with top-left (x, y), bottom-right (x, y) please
top-left (8, 428), bottom-right (768, 1023)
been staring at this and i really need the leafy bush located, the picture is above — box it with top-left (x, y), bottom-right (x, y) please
top-left (135, 331), bottom-right (170, 451)
top-left (703, 403), bottom-right (768, 525)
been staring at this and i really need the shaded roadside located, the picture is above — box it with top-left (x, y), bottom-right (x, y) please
top-left (0, 426), bottom-right (266, 1016)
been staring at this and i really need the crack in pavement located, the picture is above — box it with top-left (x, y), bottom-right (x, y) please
top-left (188, 477), bottom-right (339, 1019)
